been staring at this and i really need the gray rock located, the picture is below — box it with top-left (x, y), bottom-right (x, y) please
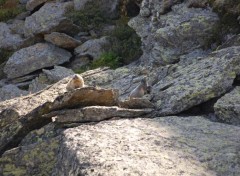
top-left (42, 66), bottom-right (75, 83)
top-left (8, 19), bottom-right (25, 36)
top-left (151, 46), bottom-right (240, 115)
top-left (74, 36), bottom-right (111, 60)
top-left (44, 32), bottom-right (82, 49)
top-left (218, 34), bottom-right (240, 50)
top-left (49, 106), bottom-right (153, 123)
top-left (129, 2), bottom-right (219, 65)
top-left (4, 43), bottom-right (71, 79)
top-left (52, 116), bottom-right (240, 175)
top-left (68, 56), bottom-right (91, 71)
top-left (0, 84), bottom-right (28, 102)
top-left (26, 0), bottom-right (48, 11)
top-left (24, 2), bottom-right (77, 37)
top-left (73, 0), bottom-right (119, 19)
top-left (0, 22), bottom-right (25, 50)
top-left (119, 98), bottom-right (155, 109)
top-left (214, 87), bottom-right (240, 125)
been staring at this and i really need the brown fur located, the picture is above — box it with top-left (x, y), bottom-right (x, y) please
top-left (129, 77), bottom-right (149, 99)
top-left (66, 74), bottom-right (84, 91)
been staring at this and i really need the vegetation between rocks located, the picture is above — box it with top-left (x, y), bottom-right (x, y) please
top-left (0, 0), bottom-right (25, 22)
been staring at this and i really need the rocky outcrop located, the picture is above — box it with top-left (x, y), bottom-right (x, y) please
top-left (0, 79), bottom-right (119, 155)
top-left (0, 23), bottom-right (28, 50)
top-left (74, 36), bottom-right (111, 60)
top-left (152, 46), bottom-right (240, 115)
top-left (129, 2), bottom-right (219, 65)
top-left (4, 43), bottom-right (71, 79)
top-left (26, 0), bottom-right (49, 11)
top-left (52, 116), bottom-right (240, 175)
top-left (44, 32), bottom-right (82, 49)
top-left (24, 2), bottom-right (79, 37)
top-left (214, 87), bottom-right (240, 125)
top-left (73, 0), bottom-right (119, 19)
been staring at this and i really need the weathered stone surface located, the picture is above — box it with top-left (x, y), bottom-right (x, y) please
top-left (49, 106), bottom-right (153, 123)
top-left (42, 66), bottom-right (75, 83)
top-left (0, 22), bottom-right (26, 50)
top-left (0, 84), bottom-right (28, 102)
top-left (73, 0), bottom-right (119, 19)
top-left (26, 0), bottom-right (48, 11)
top-left (129, 2), bottom-right (219, 65)
top-left (218, 34), bottom-right (240, 50)
top-left (44, 32), bottom-right (82, 49)
top-left (24, 2), bottom-right (77, 37)
top-left (74, 36), bottom-right (111, 60)
top-left (0, 138), bottom-right (60, 176)
top-left (214, 87), bottom-right (240, 125)
top-left (119, 98), bottom-right (155, 109)
top-left (0, 79), bottom-right (119, 155)
top-left (8, 20), bottom-right (25, 36)
top-left (4, 43), bottom-right (71, 79)
top-left (52, 116), bottom-right (240, 176)
top-left (152, 46), bottom-right (240, 115)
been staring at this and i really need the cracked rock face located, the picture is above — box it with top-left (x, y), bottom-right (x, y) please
top-left (214, 86), bottom-right (240, 125)
top-left (129, 1), bottom-right (219, 66)
top-left (4, 43), bottom-right (72, 79)
top-left (24, 2), bottom-right (76, 37)
top-left (151, 46), bottom-right (240, 115)
top-left (51, 116), bottom-right (240, 175)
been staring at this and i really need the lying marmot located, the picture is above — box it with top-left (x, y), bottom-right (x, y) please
top-left (66, 74), bottom-right (84, 91)
top-left (129, 77), bottom-right (150, 99)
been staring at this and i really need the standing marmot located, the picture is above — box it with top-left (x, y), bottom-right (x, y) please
top-left (129, 77), bottom-right (150, 99)
top-left (66, 74), bottom-right (84, 91)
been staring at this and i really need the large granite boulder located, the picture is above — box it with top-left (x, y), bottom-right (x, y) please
top-left (129, 1), bottom-right (219, 65)
top-left (151, 46), bottom-right (240, 115)
top-left (73, 0), bottom-right (120, 19)
top-left (4, 43), bottom-right (71, 79)
top-left (26, 0), bottom-right (49, 11)
top-left (44, 32), bottom-right (82, 49)
top-left (51, 116), bottom-right (240, 175)
top-left (24, 2), bottom-right (79, 37)
top-left (74, 36), bottom-right (111, 60)
top-left (0, 22), bottom-right (27, 50)
top-left (214, 87), bottom-right (240, 125)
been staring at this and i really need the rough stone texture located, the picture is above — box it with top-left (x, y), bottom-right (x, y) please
top-left (211, 0), bottom-right (240, 17)
top-left (151, 46), bottom-right (240, 115)
top-left (44, 32), bottom-right (82, 49)
top-left (119, 98), bottom-right (155, 109)
top-left (74, 0), bottom-right (119, 19)
top-left (0, 79), bottom-right (119, 155)
top-left (129, 2), bottom-right (219, 65)
top-left (26, 0), bottom-right (48, 11)
top-left (0, 22), bottom-right (26, 50)
top-left (0, 138), bottom-right (60, 176)
top-left (218, 34), bottom-right (240, 50)
top-left (74, 36), bottom-right (111, 60)
top-left (0, 84), bottom-right (28, 102)
top-left (24, 2), bottom-right (79, 37)
top-left (68, 56), bottom-right (91, 71)
top-left (49, 106), bottom-right (153, 123)
top-left (52, 116), bottom-right (240, 176)
top-left (4, 43), bottom-right (72, 79)
top-left (214, 86), bottom-right (240, 125)
top-left (42, 66), bottom-right (75, 83)
top-left (8, 20), bottom-right (25, 36)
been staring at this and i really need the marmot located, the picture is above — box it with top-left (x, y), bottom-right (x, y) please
top-left (66, 74), bottom-right (84, 91)
top-left (129, 77), bottom-right (149, 99)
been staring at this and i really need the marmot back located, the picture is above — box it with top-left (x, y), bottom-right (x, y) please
top-left (66, 74), bottom-right (84, 91)
top-left (129, 77), bottom-right (149, 99)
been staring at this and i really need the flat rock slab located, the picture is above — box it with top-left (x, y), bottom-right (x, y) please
top-left (119, 98), bottom-right (155, 109)
top-left (49, 106), bottom-right (153, 123)
top-left (53, 116), bottom-right (240, 175)
top-left (24, 2), bottom-right (75, 37)
top-left (26, 0), bottom-right (48, 11)
top-left (44, 32), bottom-right (82, 49)
top-left (152, 46), bottom-right (240, 115)
top-left (214, 86), bottom-right (240, 125)
top-left (4, 43), bottom-right (71, 79)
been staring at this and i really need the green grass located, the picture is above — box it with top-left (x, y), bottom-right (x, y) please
top-left (91, 51), bottom-right (120, 69)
